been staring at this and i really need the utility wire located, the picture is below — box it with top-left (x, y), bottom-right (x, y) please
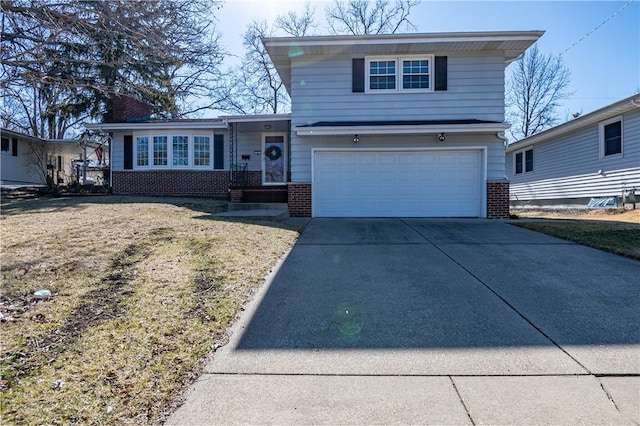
top-left (560, 0), bottom-right (636, 56)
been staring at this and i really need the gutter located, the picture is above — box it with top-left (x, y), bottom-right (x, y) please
top-left (295, 123), bottom-right (509, 136)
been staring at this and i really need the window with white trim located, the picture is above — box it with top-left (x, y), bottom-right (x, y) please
top-left (402, 59), bottom-right (430, 89)
top-left (136, 136), bottom-right (149, 166)
top-left (599, 116), bottom-right (623, 158)
top-left (194, 136), bottom-right (211, 166)
top-left (172, 135), bottom-right (189, 166)
top-left (369, 60), bottom-right (396, 90)
top-left (366, 55), bottom-right (433, 92)
top-left (514, 148), bottom-right (534, 174)
top-left (133, 133), bottom-right (216, 169)
top-left (153, 136), bottom-right (168, 166)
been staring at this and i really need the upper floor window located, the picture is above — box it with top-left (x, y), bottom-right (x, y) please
top-left (600, 116), bottom-right (622, 158)
top-left (369, 60), bottom-right (396, 90)
top-left (514, 148), bottom-right (534, 174)
top-left (402, 59), bottom-right (430, 89)
top-left (366, 55), bottom-right (433, 92)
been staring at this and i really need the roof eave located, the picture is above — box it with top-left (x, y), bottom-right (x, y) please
top-left (85, 121), bottom-right (228, 131)
top-left (295, 123), bottom-right (509, 136)
top-left (506, 95), bottom-right (640, 152)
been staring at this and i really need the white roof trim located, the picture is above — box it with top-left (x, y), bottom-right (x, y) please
top-left (223, 114), bottom-right (290, 123)
top-left (263, 31), bottom-right (544, 47)
top-left (295, 123), bottom-right (509, 136)
top-left (506, 95), bottom-right (640, 153)
top-left (85, 121), bottom-right (228, 131)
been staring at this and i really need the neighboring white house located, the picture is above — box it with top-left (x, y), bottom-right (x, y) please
top-left (506, 95), bottom-right (640, 207)
top-left (90, 31), bottom-right (542, 218)
top-left (0, 128), bottom-right (102, 187)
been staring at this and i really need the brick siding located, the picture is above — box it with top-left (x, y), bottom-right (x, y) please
top-left (112, 170), bottom-right (229, 197)
top-left (288, 183), bottom-right (312, 217)
top-left (112, 95), bottom-right (151, 122)
top-left (487, 180), bottom-right (510, 219)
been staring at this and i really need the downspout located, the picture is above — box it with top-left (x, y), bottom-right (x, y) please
top-left (631, 97), bottom-right (640, 108)
top-left (496, 131), bottom-right (510, 181)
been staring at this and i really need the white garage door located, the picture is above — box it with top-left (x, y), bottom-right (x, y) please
top-left (313, 150), bottom-right (483, 217)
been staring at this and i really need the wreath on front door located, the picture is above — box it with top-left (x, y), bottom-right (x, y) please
top-left (265, 145), bottom-right (282, 161)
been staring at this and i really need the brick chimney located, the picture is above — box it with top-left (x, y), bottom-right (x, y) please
top-left (109, 95), bottom-right (152, 122)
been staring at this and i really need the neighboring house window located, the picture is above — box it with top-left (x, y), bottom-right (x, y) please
top-left (194, 136), bottom-right (211, 167)
top-left (1, 137), bottom-right (9, 154)
top-left (514, 148), bottom-right (534, 174)
top-left (172, 135), bottom-right (189, 166)
top-left (136, 136), bottom-right (149, 166)
top-left (153, 136), bottom-right (168, 166)
top-left (366, 55), bottom-right (433, 92)
top-left (600, 117), bottom-right (622, 157)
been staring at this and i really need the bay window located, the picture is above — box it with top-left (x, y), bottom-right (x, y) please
top-left (133, 133), bottom-right (219, 169)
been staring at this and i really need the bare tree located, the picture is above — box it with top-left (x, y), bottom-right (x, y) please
top-left (275, 1), bottom-right (317, 37)
top-left (506, 45), bottom-right (572, 140)
top-left (218, 18), bottom-right (297, 115)
top-left (25, 139), bottom-right (58, 187)
top-left (325, 0), bottom-right (419, 35)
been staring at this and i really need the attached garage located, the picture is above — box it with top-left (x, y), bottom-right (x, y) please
top-left (313, 149), bottom-right (484, 217)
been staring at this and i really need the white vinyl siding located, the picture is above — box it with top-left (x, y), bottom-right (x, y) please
top-left (291, 53), bottom-right (505, 124)
top-left (291, 133), bottom-right (503, 184)
top-left (507, 108), bottom-right (640, 202)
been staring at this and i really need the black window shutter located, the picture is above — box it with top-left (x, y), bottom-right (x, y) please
top-left (435, 56), bottom-right (448, 91)
top-left (123, 135), bottom-right (133, 170)
top-left (11, 138), bottom-right (18, 156)
top-left (214, 134), bottom-right (224, 170)
top-left (352, 58), bottom-right (365, 93)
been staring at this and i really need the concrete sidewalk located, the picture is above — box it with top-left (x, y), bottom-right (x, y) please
top-left (167, 219), bottom-right (639, 425)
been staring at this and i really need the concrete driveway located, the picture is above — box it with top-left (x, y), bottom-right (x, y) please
top-left (169, 219), bottom-right (640, 425)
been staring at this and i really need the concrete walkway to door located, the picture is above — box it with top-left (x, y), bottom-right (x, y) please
top-left (168, 219), bottom-right (640, 425)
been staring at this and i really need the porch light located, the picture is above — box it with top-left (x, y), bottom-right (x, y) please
top-left (438, 133), bottom-right (446, 142)
top-left (353, 134), bottom-right (360, 143)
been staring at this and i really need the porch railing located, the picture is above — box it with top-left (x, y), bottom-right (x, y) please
top-left (230, 162), bottom-right (249, 187)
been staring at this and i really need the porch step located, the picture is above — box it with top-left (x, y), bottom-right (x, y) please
top-left (213, 209), bottom-right (290, 222)
top-left (228, 202), bottom-right (288, 211)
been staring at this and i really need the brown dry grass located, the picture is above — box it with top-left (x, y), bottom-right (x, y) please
top-left (511, 208), bottom-right (640, 260)
top-left (0, 195), bottom-right (300, 425)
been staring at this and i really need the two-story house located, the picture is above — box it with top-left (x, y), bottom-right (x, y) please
top-left (87, 31), bottom-right (543, 218)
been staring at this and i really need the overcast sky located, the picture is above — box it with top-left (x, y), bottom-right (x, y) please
top-left (214, 0), bottom-right (639, 118)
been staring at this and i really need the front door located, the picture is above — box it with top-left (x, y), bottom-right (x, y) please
top-left (262, 133), bottom-right (286, 185)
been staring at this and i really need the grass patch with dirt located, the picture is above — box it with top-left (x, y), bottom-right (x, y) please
top-left (511, 209), bottom-right (640, 260)
top-left (0, 195), bottom-right (300, 425)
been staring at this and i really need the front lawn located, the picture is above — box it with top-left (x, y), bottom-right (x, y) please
top-left (0, 195), bottom-right (300, 425)
top-left (512, 220), bottom-right (640, 260)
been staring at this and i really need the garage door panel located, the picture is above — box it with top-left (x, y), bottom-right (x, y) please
top-left (313, 150), bottom-right (482, 217)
